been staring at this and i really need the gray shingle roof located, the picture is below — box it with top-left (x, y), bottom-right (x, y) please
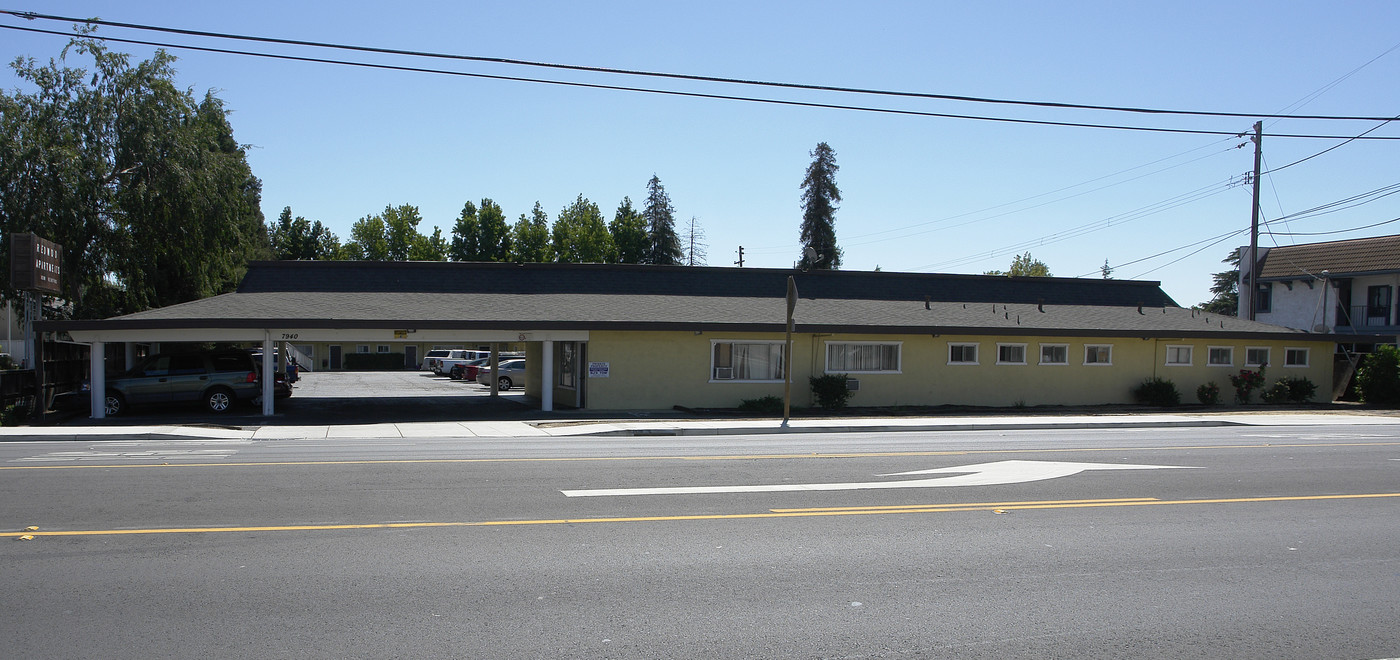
top-left (39, 261), bottom-right (1320, 340)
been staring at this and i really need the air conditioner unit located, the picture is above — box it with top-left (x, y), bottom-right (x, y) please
top-left (845, 378), bottom-right (859, 391)
top-left (714, 367), bottom-right (734, 380)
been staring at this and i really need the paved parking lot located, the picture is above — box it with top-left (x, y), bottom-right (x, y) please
top-left (58, 369), bottom-right (535, 426)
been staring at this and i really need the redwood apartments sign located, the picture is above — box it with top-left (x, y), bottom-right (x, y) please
top-left (10, 233), bottom-right (62, 295)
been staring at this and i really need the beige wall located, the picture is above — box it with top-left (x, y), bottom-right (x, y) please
top-left (579, 331), bottom-right (1336, 410)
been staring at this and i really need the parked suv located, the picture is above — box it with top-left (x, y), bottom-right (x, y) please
top-left (103, 350), bottom-right (277, 416)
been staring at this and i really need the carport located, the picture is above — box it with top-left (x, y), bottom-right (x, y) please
top-left (35, 261), bottom-right (592, 418)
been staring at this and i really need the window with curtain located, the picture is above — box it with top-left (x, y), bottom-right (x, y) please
top-left (825, 342), bottom-right (900, 373)
top-left (712, 341), bottom-right (784, 381)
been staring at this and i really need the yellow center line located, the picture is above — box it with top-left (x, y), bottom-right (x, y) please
top-left (6, 492), bottom-right (1397, 538)
top-left (3, 441), bottom-right (1398, 471)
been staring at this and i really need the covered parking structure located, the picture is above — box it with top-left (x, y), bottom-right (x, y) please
top-left (37, 261), bottom-right (597, 418)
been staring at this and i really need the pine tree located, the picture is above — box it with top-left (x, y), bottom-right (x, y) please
top-left (799, 142), bottom-right (842, 269)
top-left (643, 175), bottom-right (683, 265)
top-left (684, 216), bottom-right (708, 266)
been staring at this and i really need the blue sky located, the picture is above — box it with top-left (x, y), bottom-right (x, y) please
top-left (3, 1), bottom-right (1398, 307)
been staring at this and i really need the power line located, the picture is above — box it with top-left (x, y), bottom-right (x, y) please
top-left (4, 9), bottom-right (1398, 124)
top-left (3, 22), bottom-right (1400, 143)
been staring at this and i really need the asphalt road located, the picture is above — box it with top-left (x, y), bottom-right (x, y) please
top-left (2, 425), bottom-right (1398, 658)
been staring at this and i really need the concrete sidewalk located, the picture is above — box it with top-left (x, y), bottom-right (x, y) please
top-left (4, 410), bottom-right (1399, 442)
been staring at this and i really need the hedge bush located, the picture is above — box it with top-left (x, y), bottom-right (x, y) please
top-left (809, 374), bottom-right (855, 410)
top-left (1131, 377), bottom-right (1180, 406)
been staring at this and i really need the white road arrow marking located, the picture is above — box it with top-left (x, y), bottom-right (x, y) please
top-left (560, 459), bottom-right (1198, 497)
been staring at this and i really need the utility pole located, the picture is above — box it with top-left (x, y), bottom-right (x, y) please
top-left (734, 245), bottom-right (744, 267)
top-left (1247, 121), bottom-right (1263, 321)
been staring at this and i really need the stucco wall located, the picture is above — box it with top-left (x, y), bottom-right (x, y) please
top-left (580, 331), bottom-right (1336, 410)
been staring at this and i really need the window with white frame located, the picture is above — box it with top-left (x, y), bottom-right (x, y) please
top-left (1284, 347), bottom-right (1309, 367)
top-left (356, 345), bottom-right (370, 354)
top-left (711, 341), bottom-right (784, 381)
top-left (948, 343), bottom-right (978, 365)
top-left (1166, 345), bottom-right (1193, 366)
top-left (1084, 344), bottom-right (1112, 365)
top-left (377, 345), bottom-right (391, 354)
top-left (1208, 346), bottom-right (1234, 366)
top-left (997, 343), bottom-right (1027, 365)
top-left (1245, 347), bottom-right (1270, 367)
top-left (1039, 344), bottom-right (1069, 365)
top-left (825, 342), bottom-right (901, 373)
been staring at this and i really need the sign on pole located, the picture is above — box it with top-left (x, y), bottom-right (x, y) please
top-left (10, 233), bottom-right (62, 295)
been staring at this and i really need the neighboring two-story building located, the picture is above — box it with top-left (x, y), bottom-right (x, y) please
top-left (1243, 234), bottom-right (1400, 343)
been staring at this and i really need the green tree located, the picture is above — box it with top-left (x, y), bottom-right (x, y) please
top-left (0, 36), bottom-right (270, 317)
top-left (552, 194), bottom-right (613, 263)
top-left (344, 214), bottom-right (389, 260)
top-left (477, 198), bottom-right (511, 261)
top-left (269, 206), bottom-right (340, 260)
top-left (799, 142), bottom-right (842, 269)
top-left (609, 197), bottom-right (649, 264)
top-left (411, 226), bottom-right (448, 261)
top-left (643, 175), bottom-right (683, 265)
top-left (382, 204), bottom-right (425, 261)
top-left (449, 200), bottom-right (479, 261)
top-left (1198, 248), bottom-right (1239, 316)
top-left (985, 252), bottom-right (1052, 277)
top-left (1356, 344), bottom-right (1400, 406)
top-left (509, 202), bottom-right (552, 262)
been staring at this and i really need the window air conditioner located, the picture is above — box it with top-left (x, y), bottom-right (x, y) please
top-left (714, 367), bottom-right (734, 380)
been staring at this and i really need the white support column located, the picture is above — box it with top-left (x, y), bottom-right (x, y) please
top-left (89, 341), bottom-right (105, 419)
top-left (541, 340), bottom-right (554, 412)
top-left (124, 342), bottom-right (137, 370)
top-left (261, 334), bottom-right (274, 416)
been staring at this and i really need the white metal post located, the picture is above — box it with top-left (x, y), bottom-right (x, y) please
top-left (541, 340), bottom-right (554, 412)
top-left (261, 334), bottom-right (274, 416)
top-left (89, 341), bottom-right (105, 419)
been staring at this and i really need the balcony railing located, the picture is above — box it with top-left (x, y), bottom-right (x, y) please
top-left (1336, 304), bottom-right (1395, 328)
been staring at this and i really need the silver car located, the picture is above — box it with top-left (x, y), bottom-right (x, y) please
top-left (476, 359), bottom-right (525, 391)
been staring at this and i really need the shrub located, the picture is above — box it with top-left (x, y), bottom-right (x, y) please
top-left (1261, 381), bottom-right (1289, 404)
top-left (809, 373), bottom-right (855, 410)
top-left (1229, 367), bottom-right (1266, 404)
top-left (1356, 345), bottom-right (1400, 405)
top-left (738, 395), bottom-right (784, 414)
top-left (1196, 382), bottom-right (1221, 405)
top-left (1131, 377), bottom-right (1180, 406)
top-left (1261, 376), bottom-right (1319, 404)
top-left (1282, 377), bottom-right (1317, 403)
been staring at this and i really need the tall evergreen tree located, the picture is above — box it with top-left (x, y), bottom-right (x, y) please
top-left (643, 175), bottom-right (683, 265)
top-left (552, 195), bottom-right (613, 263)
top-left (509, 202), bottom-right (552, 262)
top-left (609, 197), bottom-right (649, 264)
top-left (798, 142), bottom-right (842, 270)
top-left (1198, 249), bottom-right (1240, 316)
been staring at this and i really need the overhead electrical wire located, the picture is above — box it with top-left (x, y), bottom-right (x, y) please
top-left (3, 8), bottom-right (1397, 124)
